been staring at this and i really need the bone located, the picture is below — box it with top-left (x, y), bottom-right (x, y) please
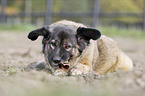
top-left (58, 63), bottom-right (70, 71)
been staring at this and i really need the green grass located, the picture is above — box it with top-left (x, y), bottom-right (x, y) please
top-left (0, 24), bottom-right (37, 32)
top-left (99, 26), bottom-right (145, 40)
top-left (0, 23), bottom-right (145, 39)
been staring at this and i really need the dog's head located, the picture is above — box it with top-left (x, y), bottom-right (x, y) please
top-left (28, 25), bottom-right (101, 71)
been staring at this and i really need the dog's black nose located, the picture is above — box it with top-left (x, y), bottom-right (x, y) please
top-left (53, 57), bottom-right (61, 63)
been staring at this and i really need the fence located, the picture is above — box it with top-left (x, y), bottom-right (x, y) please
top-left (0, 0), bottom-right (145, 30)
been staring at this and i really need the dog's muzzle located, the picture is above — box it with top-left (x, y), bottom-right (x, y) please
top-left (52, 57), bottom-right (70, 71)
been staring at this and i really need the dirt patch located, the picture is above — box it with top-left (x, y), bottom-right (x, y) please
top-left (0, 32), bottom-right (145, 96)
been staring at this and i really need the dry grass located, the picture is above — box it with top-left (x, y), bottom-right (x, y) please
top-left (0, 30), bottom-right (145, 96)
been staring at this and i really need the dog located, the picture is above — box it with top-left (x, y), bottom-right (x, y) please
top-left (28, 20), bottom-right (133, 76)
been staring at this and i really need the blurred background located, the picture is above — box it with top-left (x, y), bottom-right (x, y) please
top-left (0, 0), bottom-right (145, 29)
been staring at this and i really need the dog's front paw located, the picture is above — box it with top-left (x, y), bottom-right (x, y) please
top-left (71, 69), bottom-right (83, 76)
top-left (70, 64), bottom-right (91, 76)
top-left (53, 69), bottom-right (67, 76)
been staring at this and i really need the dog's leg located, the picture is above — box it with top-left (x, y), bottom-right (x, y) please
top-left (70, 40), bottom-right (96, 75)
top-left (26, 60), bottom-right (49, 71)
top-left (93, 36), bottom-right (133, 75)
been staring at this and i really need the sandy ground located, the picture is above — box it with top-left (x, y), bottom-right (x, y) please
top-left (0, 31), bottom-right (145, 96)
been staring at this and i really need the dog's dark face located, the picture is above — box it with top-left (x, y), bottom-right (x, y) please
top-left (28, 25), bottom-right (101, 70)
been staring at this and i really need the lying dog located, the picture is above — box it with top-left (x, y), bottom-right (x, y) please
top-left (28, 20), bottom-right (133, 75)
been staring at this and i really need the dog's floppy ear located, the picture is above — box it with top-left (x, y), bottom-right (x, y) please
top-left (77, 27), bottom-right (101, 40)
top-left (28, 27), bottom-right (50, 41)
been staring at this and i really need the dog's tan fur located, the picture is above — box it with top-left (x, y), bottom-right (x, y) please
top-left (46, 20), bottom-right (133, 75)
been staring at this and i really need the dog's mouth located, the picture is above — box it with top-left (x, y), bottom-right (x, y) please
top-left (58, 62), bottom-right (70, 71)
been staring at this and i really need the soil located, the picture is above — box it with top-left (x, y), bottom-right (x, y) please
top-left (0, 31), bottom-right (145, 96)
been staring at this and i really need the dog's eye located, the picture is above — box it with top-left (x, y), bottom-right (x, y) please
top-left (65, 45), bottom-right (71, 49)
top-left (51, 42), bottom-right (57, 46)
top-left (64, 44), bottom-right (72, 51)
top-left (50, 40), bottom-right (58, 49)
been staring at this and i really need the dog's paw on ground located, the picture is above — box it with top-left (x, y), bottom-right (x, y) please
top-left (53, 69), bottom-right (68, 76)
top-left (70, 64), bottom-right (90, 76)
top-left (71, 69), bottom-right (83, 76)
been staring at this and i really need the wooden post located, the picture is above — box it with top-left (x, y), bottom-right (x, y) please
top-left (92, 0), bottom-right (100, 27)
top-left (45, 0), bottom-right (53, 25)
top-left (24, 0), bottom-right (32, 24)
top-left (143, 0), bottom-right (145, 30)
top-left (0, 0), bottom-right (6, 23)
